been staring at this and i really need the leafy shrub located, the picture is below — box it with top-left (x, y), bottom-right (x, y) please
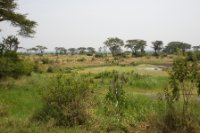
top-left (34, 74), bottom-right (92, 127)
top-left (151, 57), bottom-right (200, 132)
top-left (0, 56), bottom-right (34, 78)
top-left (186, 51), bottom-right (196, 61)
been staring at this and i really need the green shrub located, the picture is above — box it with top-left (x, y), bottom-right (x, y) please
top-left (34, 74), bottom-right (92, 127)
top-left (0, 56), bottom-right (34, 78)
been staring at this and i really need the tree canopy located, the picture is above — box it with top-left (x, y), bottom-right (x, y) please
top-left (164, 41), bottom-right (191, 54)
top-left (152, 41), bottom-right (163, 56)
top-left (104, 37), bottom-right (124, 56)
top-left (125, 39), bottom-right (146, 57)
top-left (0, 0), bottom-right (37, 37)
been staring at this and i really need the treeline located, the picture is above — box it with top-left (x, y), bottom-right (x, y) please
top-left (25, 37), bottom-right (200, 57)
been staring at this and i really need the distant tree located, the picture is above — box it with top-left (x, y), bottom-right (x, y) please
top-left (164, 42), bottom-right (191, 55)
top-left (125, 40), bottom-right (140, 57)
top-left (68, 48), bottom-right (76, 55)
top-left (125, 39), bottom-right (146, 57)
top-left (0, 0), bottom-right (37, 37)
top-left (98, 47), bottom-right (103, 53)
top-left (0, 35), bottom-right (19, 55)
top-left (35, 45), bottom-right (47, 55)
top-left (55, 47), bottom-right (67, 55)
top-left (138, 40), bottom-right (147, 54)
top-left (55, 47), bottom-right (60, 55)
top-left (60, 47), bottom-right (67, 54)
top-left (152, 41), bottom-right (163, 56)
top-left (104, 37), bottom-right (124, 56)
top-left (27, 47), bottom-right (38, 54)
top-left (193, 45), bottom-right (200, 52)
top-left (77, 47), bottom-right (86, 54)
top-left (87, 47), bottom-right (96, 55)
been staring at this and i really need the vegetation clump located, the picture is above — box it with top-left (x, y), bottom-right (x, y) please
top-left (34, 74), bottom-right (92, 127)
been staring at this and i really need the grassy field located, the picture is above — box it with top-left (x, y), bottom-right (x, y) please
top-left (0, 55), bottom-right (199, 132)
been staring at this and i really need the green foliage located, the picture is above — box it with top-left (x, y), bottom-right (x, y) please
top-left (159, 57), bottom-right (200, 132)
top-left (164, 41), bottom-right (191, 55)
top-left (103, 71), bottom-right (128, 131)
top-left (0, 55), bottom-right (34, 78)
top-left (34, 74), bottom-right (92, 127)
top-left (125, 39), bottom-right (146, 57)
top-left (104, 37), bottom-right (124, 56)
top-left (152, 40), bottom-right (163, 56)
top-left (0, 35), bottom-right (19, 55)
top-left (0, 0), bottom-right (37, 37)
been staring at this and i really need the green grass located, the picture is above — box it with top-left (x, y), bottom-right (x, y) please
top-left (0, 64), bottom-right (199, 132)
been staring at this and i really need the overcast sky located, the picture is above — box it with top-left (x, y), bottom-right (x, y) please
top-left (0, 0), bottom-right (200, 51)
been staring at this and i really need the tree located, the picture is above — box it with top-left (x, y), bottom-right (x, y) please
top-left (27, 47), bottom-right (38, 54)
top-left (139, 40), bottom-right (147, 54)
top-left (77, 47), bottom-right (86, 54)
top-left (193, 45), bottom-right (200, 52)
top-left (104, 37), bottom-right (124, 56)
top-left (68, 48), bottom-right (76, 55)
top-left (55, 47), bottom-right (67, 55)
top-left (125, 39), bottom-right (146, 57)
top-left (87, 47), bottom-right (95, 55)
top-left (0, 0), bottom-right (37, 37)
top-left (0, 35), bottom-right (19, 55)
top-left (164, 42), bottom-right (191, 55)
top-left (35, 45), bottom-right (47, 55)
top-left (152, 41), bottom-right (163, 56)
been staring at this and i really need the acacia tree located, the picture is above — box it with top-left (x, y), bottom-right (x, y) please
top-left (125, 39), bottom-right (146, 57)
top-left (192, 45), bottom-right (200, 52)
top-left (55, 47), bottom-right (67, 55)
top-left (152, 41), bottom-right (163, 56)
top-left (77, 47), bottom-right (86, 54)
top-left (104, 37), bottom-right (124, 56)
top-left (68, 48), bottom-right (76, 55)
top-left (87, 47), bottom-right (95, 55)
top-left (36, 45), bottom-right (47, 55)
top-left (164, 42), bottom-right (191, 55)
top-left (0, 0), bottom-right (37, 37)
top-left (27, 47), bottom-right (38, 54)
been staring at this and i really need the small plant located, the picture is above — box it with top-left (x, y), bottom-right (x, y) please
top-left (103, 71), bottom-right (128, 131)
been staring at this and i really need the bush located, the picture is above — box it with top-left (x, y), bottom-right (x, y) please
top-left (0, 56), bottom-right (34, 78)
top-left (34, 74), bottom-right (92, 127)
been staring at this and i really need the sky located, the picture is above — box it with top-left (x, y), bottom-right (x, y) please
top-left (0, 0), bottom-right (200, 51)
